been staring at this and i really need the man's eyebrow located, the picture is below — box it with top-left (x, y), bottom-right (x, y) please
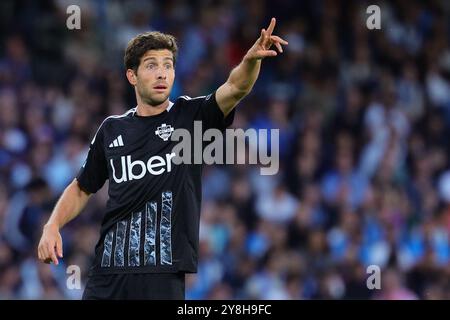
top-left (142, 57), bottom-right (157, 62)
top-left (142, 56), bottom-right (173, 62)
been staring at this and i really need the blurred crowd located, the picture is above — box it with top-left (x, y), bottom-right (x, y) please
top-left (0, 0), bottom-right (449, 299)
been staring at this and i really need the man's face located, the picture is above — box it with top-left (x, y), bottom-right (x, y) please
top-left (130, 49), bottom-right (175, 106)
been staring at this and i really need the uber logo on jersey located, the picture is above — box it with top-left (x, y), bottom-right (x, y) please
top-left (155, 123), bottom-right (174, 141)
top-left (110, 152), bottom-right (176, 183)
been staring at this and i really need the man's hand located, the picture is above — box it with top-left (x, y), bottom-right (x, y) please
top-left (36, 179), bottom-right (91, 265)
top-left (216, 17), bottom-right (288, 115)
top-left (38, 223), bottom-right (63, 265)
top-left (244, 17), bottom-right (288, 61)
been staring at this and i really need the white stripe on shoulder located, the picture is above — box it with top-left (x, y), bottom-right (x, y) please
top-left (179, 95), bottom-right (206, 101)
top-left (91, 108), bottom-right (136, 144)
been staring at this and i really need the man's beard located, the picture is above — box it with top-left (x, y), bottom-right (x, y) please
top-left (137, 85), bottom-right (169, 106)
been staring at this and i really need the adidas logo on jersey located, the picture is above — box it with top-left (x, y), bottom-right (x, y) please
top-left (109, 135), bottom-right (124, 148)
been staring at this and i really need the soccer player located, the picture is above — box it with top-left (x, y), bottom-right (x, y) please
top-left (37, 18), bottom-right (287, 299)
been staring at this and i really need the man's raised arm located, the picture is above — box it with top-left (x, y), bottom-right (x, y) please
top-left (216, 17), bottom-right (288, 116)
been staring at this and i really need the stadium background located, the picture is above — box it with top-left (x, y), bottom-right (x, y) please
top-left (0, 0), bottom-right (449, 299)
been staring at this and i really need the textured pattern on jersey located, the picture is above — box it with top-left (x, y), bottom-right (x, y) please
top-left (160, 191), bottom-right (173, 265)
top-left (144, 201), bottom-right (157, 266)
top-left (114, 220), bottom-right (127, 267)
top-left (128, 211), bottom-right (142, 267)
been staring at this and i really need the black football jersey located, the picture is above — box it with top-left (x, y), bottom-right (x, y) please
top-left (76, 91), bottom-right (234, 275)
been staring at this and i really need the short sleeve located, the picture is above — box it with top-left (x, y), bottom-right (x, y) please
top-left (76, 124), bottom-right (108, 194)
top-left (192, 91), bottom-right (235, 131)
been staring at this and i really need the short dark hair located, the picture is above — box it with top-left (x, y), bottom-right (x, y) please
top-left (124, 31), bottom-right (178, 72)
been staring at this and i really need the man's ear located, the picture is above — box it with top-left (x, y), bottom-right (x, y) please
top-left (126, 69), bottom-right (137, 86)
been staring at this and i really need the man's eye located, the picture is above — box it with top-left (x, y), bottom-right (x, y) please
top-left (147, 64), bottom-right (155, 69)
top-left (165, 64), bottom-right (172, 69)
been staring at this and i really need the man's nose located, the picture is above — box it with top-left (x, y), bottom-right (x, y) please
top-left (156, 68), bottom-right (167, 79)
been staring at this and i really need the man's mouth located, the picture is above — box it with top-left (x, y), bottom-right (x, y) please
top-left (153, 85), bottom-right (167, 90)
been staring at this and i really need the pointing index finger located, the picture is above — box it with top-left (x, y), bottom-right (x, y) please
top-left (266, 17), bottom-right (276, 36)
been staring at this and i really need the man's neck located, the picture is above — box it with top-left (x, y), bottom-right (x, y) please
top-left (136, 99), bottom-right (169, 117)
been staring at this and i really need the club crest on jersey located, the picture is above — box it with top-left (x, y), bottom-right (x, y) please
top-left (155, 123), bottom-right (174, 141)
